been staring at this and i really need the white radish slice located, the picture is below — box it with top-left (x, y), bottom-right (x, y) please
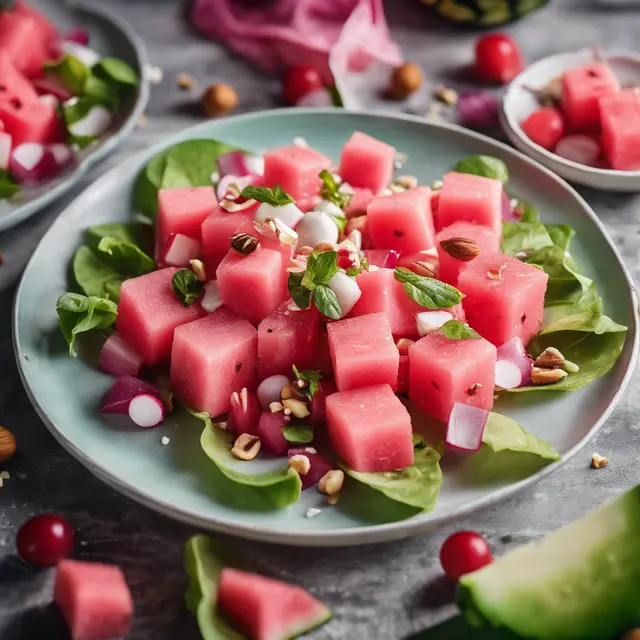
top-left (347, 229), bottom-right (362, 251)
top-left (554, 134), bottom-right (600, 166)
top-left (68, 105), bottom-right (112, 138)
top-left (446, 403), bottom-right (489, 453)
top-left (128, 394), bottom-right (165, 428)
top-left (99, 334), bottom-right (143, 377)
top-left (244, 154), bottom-right (264, 176)
top-left (296, 88), bottom-right (333, 107)
top-left (314, 199), bottom-right (344, 217)
top-left (0, 132), bottom-right (11, 171)
top-left (39, 94), bottom-right (60, 109)
top-left (497, 336), bottom-right (533, 386)
top-left (255, 201), bottom-right (304, 229)
top-left (10, 143), bottom-right (56, 183)
top-left (216, 173), bottom-right (259, 201)
top-left (48, 143), bottom-right (74, 169)
top-left (494, 359), bottom-right (524, 390)
top-left (416, 310), bottom-right (454, 337)
top-left (257, 375), bottom-right (290, 411)
top-left (327, 271), bottom-right (361, 317)
top-left (60, 41), bottom-right (101, 68)
top-left (295, 211), bottom-right (339, 247)
top-left (163, 234), bottom-right (201, 267)
top-left (201, 281), bottom-right (223, 313)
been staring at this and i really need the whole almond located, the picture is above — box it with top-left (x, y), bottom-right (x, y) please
top-left (531, 367), bottom-right (567, 385)
top-left (534, 347), bottom-right (565, 369)
top-left (411, 261), bottom-right (436, 278)
top-left (0, 426), bottom-right (16, 462)
top-left (439, 237), bottom-right (480, 262)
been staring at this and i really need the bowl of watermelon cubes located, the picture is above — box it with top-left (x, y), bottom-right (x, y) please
top-left (14, 109), bottom-right (638, 545)
top-left (0, 0), bottom-right (148, 232)
top-left (501, 47), bottom-right (640, 191)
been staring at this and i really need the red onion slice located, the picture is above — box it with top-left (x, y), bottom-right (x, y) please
top-left (457, 91), bottom-right (499, 128)
top-left (497, 336), bottom-right (533, 387)
top-left (446, 403), bottom-right (489, 453)
top-left (554, 134), bottom-right (600, 166)
top-left (216, 173), bottom-right (260, 201)
top-left (33, 77), bottom-right (73, 101)
top-left (229, 388), bottom-right (261, 436)
top-left (10, 143), bottom-right (57, 184)
top-left (382, 249), bottom-right (400, 269)
top-left (48, 143), bottom-right (74, 170)
top-left (257, 375), bottom-right (290, 411)
top-left (288, 447), bottom-right (334, 489)
top-left (100, 376), bottom-right (162, 414)
top-left (67, 104), bottom-right (112, 138)
top-left (99, 334), bottom-right (143, 377)
top-left (217, 151), bottom-right (264, 178)
top-left (64, 28), bottom-right (90, 46)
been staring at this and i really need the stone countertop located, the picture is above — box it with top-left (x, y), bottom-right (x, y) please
top-left (1, 1), bottom-right (640, 638)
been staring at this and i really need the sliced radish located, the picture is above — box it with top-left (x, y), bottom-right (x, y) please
top-left (128, 394), bottom-right (165, 428)
top-left (229, 388), bottom-right (261, 436)
top-left (257, 375), bottom-right (290, 411)
top-left (494, 359), bottom-right (523, 390)
top-left (296, 88), bottom-right (333, 107)
top-left (244, 154), bottom-right (264, 176)
top-left (48, 143), bottom-right (74, 170)
top-left (497, 336), bottom-right (533, 386)
top-left (216, 173), bottom-right (260, 201)
top-left (255, 202), bottom-right (304, 229)
top-left (416, 310), bottom-right (454, 337)
top-left (100, 376), bottom-right (161, 414)
top-left (554, 134), bottom-right (600, 166)
top-left (383, 249), bottom-right (400, 269)
top-left (288, 448), bottom-right (334, 490)
top-left (39, 94), bottom-right (59, 109)
top-left (99, 334), bottom-right (143, 377)
top-left (446, 403), bottom-right (489, 453)
top-left (64, 28), bottom-right (90, 46)
top-left (67, 104), bottom-right (112, 138)
top-left (217, 150), bottom-right (264, 178)
top-left (10, 143), bottom-right (57, 184)
top-left (0, 132), bottom-right (11, 171)
top-left (60, 41), bottom-right (101, 68)
top-left (163, 234), bottom-right (201, 267)
top-left (33, 77), bottom-right (72, 101)
top-left (201, 281), bottom-right (223, 313)
top-left (326, 271), bottom-right (361, 317)
top-left (295, 211), bottom-right (339, 248)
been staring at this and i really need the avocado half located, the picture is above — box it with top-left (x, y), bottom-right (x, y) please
top-left (457, 485), bottom-right (640, 639)
top-left (421, 0), bottom-right (549, 26)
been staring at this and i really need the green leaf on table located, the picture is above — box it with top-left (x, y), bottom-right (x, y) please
top-left (0, 169), bottom-right (19, 198)
top-left (56, 292), bottom-right (117, 356)
top-left (454, 155), bottom-right (509, 184)
top-left (72, 245), bottom-right (125, 302)
top-left (281, 426), bottom-right (315, 444)
top-left (43, 54), bottom-right (88, 95)
top-left (172, 269), bottom-right (203, 307)
top-left (313, 284), bottom-right (341, 320)
top-left (96, 236), bottom-right (155, 277)
top-left (440, 320), bottom-right (481, 340)
top-left (241, 184), bottom-right (293, 207)
top-left (319, 169), bottom-right (350, 209)
top-left (92, 57), bottom-right (139, 87)
top-left (292, 365), bottom-right (322, 400)
top-left (342, 445), bottom-right (442, 511)
top-left (394, 268), bottom-right (463, 310)
top-left (288, 272), bottom-right (312, 310)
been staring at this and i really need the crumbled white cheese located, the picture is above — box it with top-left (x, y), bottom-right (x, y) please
top-left (305, 508), bottom-right (322, 518)
top-left (161, 436), bottom-right (170, 446)
top-left (293, 136), bottom-right (309, 148)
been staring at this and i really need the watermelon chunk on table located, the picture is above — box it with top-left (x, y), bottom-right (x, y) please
top-left (409, 331), bottom-right (496, 423)
top-left (367, 187), bottom-right (436, 254)
top-left (0, 100), bottom-right (58, 146)
top-left (257, 303), bottom-right (320, 379)
top-left (436, 221), bottom-right (500, 286)
top-left (339, 131), bottom-right (395, 194)
top-left (116, 267), bottom-right (205, 366)
top-left (437, 172), bottom-right (503, 237)
top-left (458, 252), bottom-right (548, 347)
top-left (326, 384), bottom-right (414, 472)
top-left (54, 559), bottom-right (133, 640)
top-left (216, 246), bottom-right (289, 325)
top-left (0, 10), bottom-right (53, 78)
top-left (217, 567), bottom-right (332, 640)
top-left (262, 145), bottom-right (331, 201)
top-left (171, 306), bottom-right (257, 417)
top-left (327, 311), bottom-right (399, 391)
top-left (562, 63), bottom-right (620, 131)
top-left (0, 52), bottom-right (39, 107)
top-left (599, 89), bottom-right (640, 171)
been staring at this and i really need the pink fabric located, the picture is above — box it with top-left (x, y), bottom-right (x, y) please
top-left (190, 0), bottom-right (402, 85)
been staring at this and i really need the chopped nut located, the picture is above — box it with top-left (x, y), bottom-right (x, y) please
top-left (439, 237), bottom-right (480, 262)
top-left (530, 367), bottom-right (567, 385)
top-left (314, 241), bottom-right (338, 253)
top-left (136, 113), bottom-right (148, 127)
top-left (269, 401), bottom-right (284, 413)
top-left (281, 384), bottom-right (294, 400)
top-left (264, 217), bottom-right (298, 245)
top-left (177, 72), bottom-right (196, 90)
top-left (411, 260), bottom-right (436, 279)
top-left (467, 383), bottom-right (483, 396)
top-left (0, 426), bottom-right (16, 462)
top-left (388, 62), bottom-right (422, 100)
top-left (202, 83), bottom-right (238, 117)
top-left (305, 507), bottom-right (322, 518)
top-left (396, 338), bottom-right (415, 354)
top-left (230, 232), bottom-right (259, 255)
top-left (239, 388), bottom-right (248, 413)
top-left (288, 454), bottom-right (311, 475)
top-left (431, 179), bottom-right (443, 190)
top-left (282, 398), bottom-right (310, 419)
top-left (394, 175), bottom-right (418, 190)
top-left (213, 420), bottom-right (228, 430)
top-left (326, 493), bottom-right (340, 506)
top-left (146, 64), bottom-right (163, 84)
top-left (189, 259), bottom-right (207, 282)
top-left (563, 359), bottom-right (580, 373)
top-left (487, 265), bottom-right (507, 280)
top-left (231, 434), bottom-right (261, 460)
top-left (296, 245), bottom-right (314, 256)
top-left (591, 452), bottom-right (608, 469)
top-left (318, 469), bottom-right (344, 495)
top-left (435, 85), bottom-right (458, 105)
top-left (161, 436), bottom-right (170, 446)
top-left (283, 408), bottom-right (292, 416)
top-left (534, 347), bottom-right (565, 369)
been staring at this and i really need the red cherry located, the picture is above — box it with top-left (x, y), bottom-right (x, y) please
top-left (283, 66), bottom-right (324, 105)
top-left (17, 514), bottom-right (75, 566)
top-left (440, 531), bottom-right (493, 581)
top-left (475, 33), bottom-right (524, 85)
top-left (521, 107), bottom-right (565, 150)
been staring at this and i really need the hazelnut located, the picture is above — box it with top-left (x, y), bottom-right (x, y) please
top-left (388, 63), bottom-right (422, 100)
top-left (0, 426), bottom-right (16, 462)
top-left (202, 83), bottom-right (238, 117)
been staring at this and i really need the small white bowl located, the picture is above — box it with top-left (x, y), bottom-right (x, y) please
top-left (500, 48), bottom-right (640, 191)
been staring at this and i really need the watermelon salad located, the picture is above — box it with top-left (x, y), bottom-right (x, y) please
top-left (0, 1), bottom-right (139, 199)
top-left (55, 131), bottom-right (627, 516)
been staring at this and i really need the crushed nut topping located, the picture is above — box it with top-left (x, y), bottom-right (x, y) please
top-left (531, 367), bottom-right (567, 385)
top-left (282, 398), bottom-right (310, 419)
top-left (288, 454), bottom-right (311, 475)
top-left (434, 85), bottom-right (458, 105)
top-left (318, 470), bottom-right (344, 495)
top-left (326, 494), bottom-right (340, 506)
top-left (231, 434), bottom-right (261, 460)
top-left (534, 347), bottom-right (565, 369)
top-left (177, 72), bottom-right (196, 90)
top-left (591, 452), bottom-right (608, 469)
top-left (563, 359), bottom-right (580, 373)
top-left (189, 259), bottom-right (207, 282)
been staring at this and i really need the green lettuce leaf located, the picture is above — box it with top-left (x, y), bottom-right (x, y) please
top-left (43, 54), bottom-right (88, 95)
top-left (454, 155), bottom-right (509, 184)
top-left (92, 57), bottom-right (139, 88)
top-left (96, 237), bottom-right (155, 277)
top-left (482, 413), bottom-right (560, 460)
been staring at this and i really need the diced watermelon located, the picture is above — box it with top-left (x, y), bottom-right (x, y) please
top-left (437, 172), bottom-right (503, 237)
top-left (327, 311), bottom-right (399, 391)
top-left (0, 100), bottom-right (58, 146)
top-left (116, 267), bottom-right (205, 366)
top-left (362, 249), bottom-right (394, 268)
top-left (229, 388), bottom-right (261, 436)
top-left (14, 1), bottom-right (57, 44)
top-left (409, 331), bottom-right (496, 423)
top-left (0, 52), bottom-right (39, 107)
top-left (600, 89), bottom-right (640, 171)
top-left (326, 384), bottom-right (413, 472)
top-left (398, 354), bottom-right (409, 395)
top-left (171, 307), bottom-right (257, 417)
top-left (345, 187), bottom-right (375, 218)
top-left (436, 221), bottom-right (501, 286)
top-left (339, 131), bottom-right (395, 194)
top-left (0, 132), bottom-right (11, 170)
top-left (562, 63), bottom-right (620, 131)
top-left (256, 411), bottom-right (290, 456)
top-left (310, 379), bottom-right (337, 426)
top-left (458, 252), bottom-right (549, 347)
top-left (257, 303), bottom-right (320, 379)
top-left (156, 186), bottom-right (217, 261)
top-left (262, 145), bottom-right (332, 201)
top-left (54, 559), bottom-right (133, 640)
top-left (0, 11), bottom-right (52, 78)
top-left (217, 568), bottom-right (332, 640)
top-left (431, 190), bottom-right (441, 230)
top-left (163, 233), bottom-right (201, 267)
top-left (345, 215), bottom-right (372, 249)
top-left (308, 330), bottom-right (334, 378)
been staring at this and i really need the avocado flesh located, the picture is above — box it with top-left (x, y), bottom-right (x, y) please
top-left (457, 485), bottom-right (640, 639)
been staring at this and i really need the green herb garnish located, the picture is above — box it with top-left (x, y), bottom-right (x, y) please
top-left (240, 184), bottom-right (294, 207)
top-left (43, 54), bottom-right (88, 95)
top-left (281, 426), bottom-right (315, 444)
top-left (440, 319), bottom-right (481, 340)
top-left (292, 365), bottom-right (323, 400)
top-left (394, 267), bottom-right (463, 309)
top-left (172, 269), bottom-right (203, 307)
top-left (454, 155), bottom-right (509, 184)
top-left (319, 169), bottom-right (351, 210)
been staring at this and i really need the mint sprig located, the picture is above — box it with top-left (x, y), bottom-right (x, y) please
top-left (319, 169), bottom-right (351, 209)
top-left (440, 320), bottom-right (480, 340)
top-left (240, 184), bottom-right (293, 207)
top-left (292, 365), bottom-right (323, 400)
top-left (172, 269), bottom-right (202, 307)
top-left (394, 268), bottom-right (463, 309)
top-left (314, 284), bottom-right (341, 320)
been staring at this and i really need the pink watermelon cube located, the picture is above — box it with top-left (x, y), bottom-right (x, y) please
top-left (308, 330), bottom-right (334, 378)
top-left (600, 89), bottom-right (640, 171)
top-left (156, 186), bottom-right (217, 261)
top-left (436, 221), bottom-right (501, 286)
top-left (256, 410), bottom-right (290, 456)
top-left (257, 303), bottom-right (320, 379)
top-left (367, 187), bottom-right (436, 254)
top-left (326, 384), bottom-right (414, 472)
top-left (345, 215), bottom-right (372, 249)
top-left (171, 307), bottom-right (257, 417)
top-left (14, 2), bottom-right (57, 43)
top-left (562, 63), bottom-right (620, 131)
top-left (327, 311), bottom-right (399, 391)
top-left (398, 353), bottom-right (409, 395)
top-left (0, 52), bottom-right (39, 107)
top-left (339, 131), bottom-right (395, 194)
top-left (437, 172), bottom-right (503, 237)
top-left (362, 249), bottom-right (396, 268)
top-left (409, 331), bottom-right (496, 423)
top-left (0, 100), bottom-right (57, 146)
top-left (54, 559), bottom-right (133, 640)
top-left (346, 187), bottom-right (375, 218)
top-left (116, 267), bottom-right (205, 365)
top-left (217, 246), bottom-right (288, 326)
top-left (262, 145), bottom-right (332, 201)
top-left (0, 11), bottom-right (51, 78)
top-left (457, 252), bottom-right (549, 347)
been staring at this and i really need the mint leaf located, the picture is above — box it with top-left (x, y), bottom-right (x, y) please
top-left (96, 237), bottom-right (155, 277)
top-left (56, 292), bottom-right (117, 356)
top-left (43, 54), bottom-right (88, 95)
top-left (394, 268), bottom-right (463, 309)
top-left (292, 365), bottom-right (322, 400)
top-left (172, 269), bottom-right (202, 307)
top-left (92, 57), bottom-right (138, 87)
top-left (281, 426), bottom-right (314, 444)
top-left (313, 284), bottom-right (341, 320)
top-left (0, 169), bottom-right (19, 198)
top-left (305, 250), bottom-right (339, 286)
top-left (240, 184), bottom-right (293, 207)
top-left (440, 319), bottom-right (480, 340)
top-left (288, 272), bottom-right (312, 310)
top-left (319, 169), bottom-right (350, 209)
top-left (454, 155), bottom-right (509, 184)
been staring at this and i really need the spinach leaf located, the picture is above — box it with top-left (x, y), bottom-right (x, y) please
top-left (43, 54), bottom-right (88, 95)
top-left (197, 414), bottom-right (302, 508)
top-left (342, 445), bottom-right (442, 511)
top-left (281, 426), bottom-right (314, 444)
top-left (482, 413), bottom-right (560, 460)
top-left (0, 169), bottom-right (19, 198)
top-left (172, 269), bottom-right (202, 307)
top-left (63, 97), bottom-right (108, 147)
top-left (241, 184), bottom-right (293, 207)
top-left (92, 57), bottom-right (139, 87)
top-left (440, 320), bottom-right (481, 340)
top-left (292, 365), bottom-right (322, 400)
top-left (83, 75), bottom-right (119, 110)
top-left (394, 268), bottom-right (463, 309)
top-left (454, 155), bottom-right (509, 184)
top-left (85, 223), bottom-right (146, 253)
top-left (56, 292), bottom-right (117, 356)
top-left (96, 237), bottom-right (155, 277)
top-left (313, 284), bottom-right (341, 320)
top-left (72, 245), bottom-right (124, 302)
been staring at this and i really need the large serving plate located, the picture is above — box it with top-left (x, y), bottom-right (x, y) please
top-left (0, 0), bottom-right (150, 232)
top-left (13, 109), bottom-right (638, 546)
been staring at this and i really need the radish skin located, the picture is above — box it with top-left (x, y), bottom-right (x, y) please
top-left (257, 375), bottom-right (290, 411)
top-left (128, 394), bottom-right (165, 428)
top-left (99, 334), bottom-right (143, 377)
top-left (494, 359), bottom-right (524, 390)
top-left (446, 403), bottom-right (489, 453)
